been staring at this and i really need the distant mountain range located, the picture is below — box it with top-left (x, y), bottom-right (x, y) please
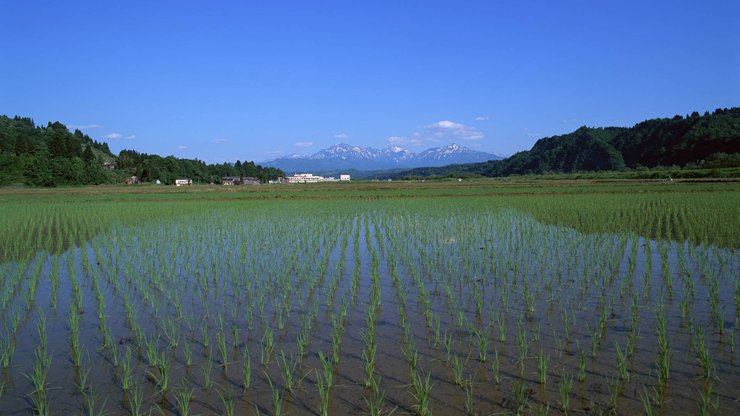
top-left (263, 143), bottom-right (503, 173)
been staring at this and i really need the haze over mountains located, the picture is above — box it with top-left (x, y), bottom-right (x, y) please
top-left (263, 143), bottom-right (503, 173)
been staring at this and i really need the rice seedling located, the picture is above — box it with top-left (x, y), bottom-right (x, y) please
top-left (475, 327), bottom-right (489, 363)
top-left (362, 340), bottom-right (377, 389)
top-left (640, 385), bottom-right (654, 416)
top-left (655, 343), bottom-right (672, 400)
top-left (463, 376), bottom-right (475, 415)
top-left (698, 380), bottom-right (718, 416)
top-left (694, 327), bottom-right (715, 380)
top-left (217, 387), bottom-right (236, 416)
top-left (25, 345), bottom-right (51, 416)
top-left (513, 377), bottom-right (527, 416)
top-left (173, 380), bottom-right (195, 416)
top-left (491, 349), bottom-right (500, 384)
top-left (162, 316), bottom-right (179, 349)
top-left (108, 338), bottom-right (120, 368)
top-left (278, 351), bottom-right (298, 394)
top-left (82, 387), bottom-right (108, 416)
top-left (182, 339), bottom-right (193, 367)
top-left (261, 326), bottom-right (274, 365)
top-left (0, 336), bottom-right (14, 369)
top-left (10, 308), bottom-right (22, 335)
top-left (729, 327), bottom-right (735, 353)
top-left (28, 390), bottom-right (50, 416)
top-left (561, 309), bottom-right (572, 340)
top-left (516, 322), bottom-right (528, 367)
top-left (614, 342), bottom-right (629, 381)
top-left (144, 336), bottom-right (160, 367)
top-left (216, 327), bottom-right (229, 371)
top-left (330, 315), bottom-right (344, 365)
top-left (242, 346), bottom-right (252, 392)
top-left (596, 304), bottom-right (608, 340)
top-left (75, 364), bottom-right (91, 394)
top-left (10, 308), bottom-right (21, 336)
top-left (409, 369), bottom-right (432, 416)
top-left (296, 324), bottom-right (310, 360)
top-left (590, 325), bottom-right (600, 357)
top-left (626, 324), bottom-right (638, 358)
top-left (266, 374), bottom-right (285, 416)
top-left (559, 369), bottom-right (573, 415)
top-left (451, 354), bottom-right (465, 386)
top-left (443, 330), bottom-right (453, 363)
top-left (537, 349), bottom-right (549, 385)
top-left (118, 347), bottom-right (134, 391)
top-left (606, 376), bottom-right (621, 412)
top-left (147, 353), bottom-right (170, 395)
top-left (200, 321), bottom-right (210, 351)
top-left (127, 384), bottom-right (144, 416)
top-left (577, 348), bottom-right (586, 382)
top-left (316, 352), bottom-right (334, 416)
top-left (36, 309), bottom-right (47, 350)
top-left (403, 340), bottom-right (420, 372)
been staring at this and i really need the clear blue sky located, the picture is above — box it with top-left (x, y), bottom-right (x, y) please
top-left (1, 1), bottom-right (738, 163)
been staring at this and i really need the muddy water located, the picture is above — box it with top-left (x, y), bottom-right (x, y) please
top-left (0, 206), bottom-right (737, 415)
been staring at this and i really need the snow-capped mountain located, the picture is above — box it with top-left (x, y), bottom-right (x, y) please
top-left (263, 143), bottom-right (502, 172)
top-left (381, 145), bottom-right (415, 162)
top-left (416, 143), bottom-right (483, 161)
top-left (311, 143), bottom-right (383, 160)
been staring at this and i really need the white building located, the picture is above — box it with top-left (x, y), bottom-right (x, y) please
top-left (285, 173), bottom-right (348, 184)
top-left (340, 174), bottom-right (351, 182)
top-left (286, 173), bottom-right (323, 183)
top-left (175, 178), bottom-right (192, 186)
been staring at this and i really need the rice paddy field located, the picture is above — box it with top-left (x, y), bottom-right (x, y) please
top-left (0, 179), bottom-right (738, 415)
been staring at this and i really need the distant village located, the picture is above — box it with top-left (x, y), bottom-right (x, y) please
top-left (123, 172), bottom-right (351, 186)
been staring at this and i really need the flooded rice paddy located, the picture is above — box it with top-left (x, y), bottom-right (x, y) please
top-left (0, 197), bottom-right (738, 415)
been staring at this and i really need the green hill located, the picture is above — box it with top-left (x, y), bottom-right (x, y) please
top-left (391, 108), bottom-right (740, 179)
top-left (609, 108), bottom-right (740, 168)
top-left (0, 115), bottom-right (282, 187)
top-left (0, 116), bottom-right (114, 186)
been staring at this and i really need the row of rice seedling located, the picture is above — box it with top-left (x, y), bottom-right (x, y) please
top-left (374, 198), bottom-right (737, 415)
top-left (0, 189), bottom-right (737, 415)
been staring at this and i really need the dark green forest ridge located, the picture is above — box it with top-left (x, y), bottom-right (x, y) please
top-left (392, 108), bottom-right (740, 179)
top-left (0, 116), bottom-right (283, 186)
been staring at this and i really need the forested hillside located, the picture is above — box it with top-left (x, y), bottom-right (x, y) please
top-left (392, 108), bottom-right (740, 178)
top-left (610, 108), bottom-right (740, 167)
top-left (0, 116), bottom-right (282, 186)
top-left (0, 116), bottom-right (113, 186)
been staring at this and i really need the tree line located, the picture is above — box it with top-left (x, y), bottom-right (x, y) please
top-left (0, 115), bottom-right (283, 186)
top-left (116, 150), bottom-right (283, 185)
top-left (0, 116), bottom-right (113, 186)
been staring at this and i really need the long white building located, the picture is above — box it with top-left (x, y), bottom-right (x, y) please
top-left (285, 173), bottom-right (350, 183)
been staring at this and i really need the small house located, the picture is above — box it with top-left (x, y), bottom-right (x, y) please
top-left (124, 176), bottom-right (139, 185)
top-left (222, 176), bottom-right (241, 185)
top-left (175, 178), bottom-right (192, 186)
